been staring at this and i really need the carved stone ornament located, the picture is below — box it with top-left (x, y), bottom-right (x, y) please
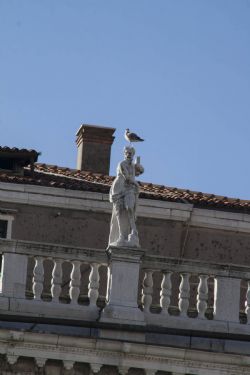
top-left (6, 354), bottom-right (18, 365)
top-left (118, 366), bottom-right (130, 375)
top-left (35, 357), bottom-right (47, 368)
top-left (63, 360), bottom-right (75, 370)
top-left (90, 363), bottom-right (102, 374)
top-left (109, 145), bottom-right (144, 248)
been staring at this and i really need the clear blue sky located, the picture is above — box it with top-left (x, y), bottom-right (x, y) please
top-left (1, 0), bottom-right (250, 198)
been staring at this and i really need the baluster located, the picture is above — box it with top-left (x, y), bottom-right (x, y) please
top-left (51, 259), bottom-right (63, 303)
top-left (32, 257), bottom-right (44, 300)
top-left (160, 271), bottom-right (172, 315)
top-left (69, 260), bottom-right (81, 304)
top-left (178, 272), bottom-right (190, 317)
top-left (88, 263), bottom-right (100, 306)
top-left (245, 280), bottom-right (250, 323)
top-left (197, 274), bottom-right (209, 319)
top-left (142, 270), bottom-right (153, 313)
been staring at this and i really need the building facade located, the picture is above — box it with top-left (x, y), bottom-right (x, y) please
top-left (0, 125), bottom-right (250, 374)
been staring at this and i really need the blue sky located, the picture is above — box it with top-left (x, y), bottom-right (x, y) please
top-left (0, 0), bottom-right (250, 198)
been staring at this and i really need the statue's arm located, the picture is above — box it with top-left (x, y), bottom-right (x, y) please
top-left (134, 163), bottom-right (144, 176)
top-left (119, 162), bottom-right (130, 180)
top-left (119, 161), bottom-right (135, 184)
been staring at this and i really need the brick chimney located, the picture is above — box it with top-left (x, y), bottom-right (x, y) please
top-left (76, 124), bottom-right (115, 175)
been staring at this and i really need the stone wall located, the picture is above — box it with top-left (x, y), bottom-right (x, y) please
top-left (1, 200), bottom-right (250, 266)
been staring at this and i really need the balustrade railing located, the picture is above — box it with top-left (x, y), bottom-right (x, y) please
top-left (141, 255), bottom-right (250, 329)
top-left (1, 239), bottom-right (250, 334)
top-left (141, 268), bottom-right (211, 318)
top-left (0, 239), bottom-right (107, 321)
top-left (30, 256), bottom-right (102, 306)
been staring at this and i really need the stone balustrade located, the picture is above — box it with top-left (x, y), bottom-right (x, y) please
top-left (1, 239), bottom-right (250, 336)
top-left (141, 254), bottom-right (250, 333)
top-left (0, 239), bottom-right (107, 321)
top-left (31, 256), bottom-right (101, 307)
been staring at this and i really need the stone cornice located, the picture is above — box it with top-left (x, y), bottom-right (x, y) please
top-left (0, 329), bottom-right (249, 375)
top-left (1, 182), bottom-right (250, 234)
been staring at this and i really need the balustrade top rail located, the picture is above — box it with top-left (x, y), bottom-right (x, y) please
top-left (0, 238), bottom-right (107, 264)
top-left (142, 254), bottom-right (250, 279)
top-left (1, 239), bottom-right (250, 279)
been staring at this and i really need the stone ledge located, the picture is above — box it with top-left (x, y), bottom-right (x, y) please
top-left (2, 182), bottom-right (250, 234)
top-left (0, 328), bottom-right (249, 375)
top-left (0, 296), bottom-right (99, 322)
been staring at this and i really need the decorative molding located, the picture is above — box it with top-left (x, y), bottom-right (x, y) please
top-left (35, 357), bottom-right (47, 368)
top-left (0, 332), bottom-right (250, 375)
top-left (10, 331), bottom-right (24, 341)
top-left (1, 182), bottom-right (250, 234)
top-left (90, 363), bottom-right (102, 373)
top-left (6, 354), bottom-right (18, 365)
top-left (118, 366), bottom-right (129, 375)
top-left (63, 360), bottom-right (75, 370)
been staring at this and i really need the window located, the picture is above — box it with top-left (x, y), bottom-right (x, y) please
top-left (0, 212), bottom-right (15, 239)
top-left (0, 220), bottom-right (7, 238)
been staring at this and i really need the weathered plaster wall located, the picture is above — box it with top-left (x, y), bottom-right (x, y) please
top-left (184, 226), bottom-right (250, 264)
top-left (10, 203), bottom-right (111, 249)
top-left (138, 217), bottom-right (183, 257)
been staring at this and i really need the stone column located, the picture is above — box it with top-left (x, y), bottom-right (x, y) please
top-left (100, 246), bottom-right (145, 325)
top-left (213, 276), bottom-right (241, 322)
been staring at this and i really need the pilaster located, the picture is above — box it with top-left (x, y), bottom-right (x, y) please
top-left (214, 276), bottom-right (241, 322)
top-left (0, 252), bottom-right (28, 298)
top-left (100, 246), bottom-right (145, 325)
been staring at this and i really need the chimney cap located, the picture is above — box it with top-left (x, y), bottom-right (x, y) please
top-left (76, 123), bottom-right (116, 137)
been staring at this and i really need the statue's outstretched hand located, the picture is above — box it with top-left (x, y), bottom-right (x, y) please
top-left (135, 163), bottom-right (144, 176)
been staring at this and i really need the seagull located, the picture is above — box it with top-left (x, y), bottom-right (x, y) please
top-left (125, 129), bottom-right (144, 144)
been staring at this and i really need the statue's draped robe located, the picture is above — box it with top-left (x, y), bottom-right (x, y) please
top-left (109, 159), bottom-right (139, 245)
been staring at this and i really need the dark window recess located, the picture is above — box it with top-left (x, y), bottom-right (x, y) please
top-left (0, 159), bottom-right (15, 170)
top-left (0, 220), bottom-right (8, 238)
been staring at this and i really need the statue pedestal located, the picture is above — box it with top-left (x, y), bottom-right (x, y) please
top-left (100, 246), bottom-right (145, 325)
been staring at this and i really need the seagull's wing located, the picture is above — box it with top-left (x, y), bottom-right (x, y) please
top-left (128, 132), bottom-right (144, 142)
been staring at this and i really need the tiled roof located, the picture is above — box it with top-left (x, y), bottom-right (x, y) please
top-left (0, 146), bottom-right (40, 165)
top-left (0, 146), bottom-right (38, 154)
top-left (0, 162), bottom-right (249, 213)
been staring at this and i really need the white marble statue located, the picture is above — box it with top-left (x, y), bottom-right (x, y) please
top-left (109, 146), bottom-right (144, 248)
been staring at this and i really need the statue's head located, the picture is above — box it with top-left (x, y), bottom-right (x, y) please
top-left (123, 146), bottom-right (135, 161)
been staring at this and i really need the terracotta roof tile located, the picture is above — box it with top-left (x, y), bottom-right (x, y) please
top-left (0, 162), bottom-right (250, 213)
top-left (0, 146), bottom-right (39, 154)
